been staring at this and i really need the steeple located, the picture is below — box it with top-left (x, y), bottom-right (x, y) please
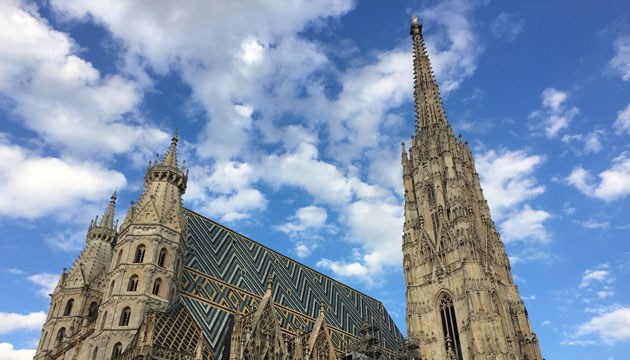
top-left (99, 191), bottom-right (117, 229)
top-left (410, 15), bottom-right (447, 130)
top-left (160, 131), bottom-right (180, 169)
top-left (403, 15), bottom-right (542, 360)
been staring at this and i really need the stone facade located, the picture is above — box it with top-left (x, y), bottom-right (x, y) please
top-left (33, 16), bottom-right (541, 360)
top-left (401, 16), bottom-right (542, 359)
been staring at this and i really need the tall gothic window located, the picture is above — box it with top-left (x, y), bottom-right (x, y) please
top-left (92, 347), bottom-right (99, 360)
top-left (152, 278), bottom-right (162, 296)
top-left (158, 248), bottom-right (167, 267)
top-left (109, 280), bottom-right (115, 297)
top-left (127, 275), bottom-right (139, 292)
top-left (88, 301), bottom-right (98, 321)
top-left (111, 342), bottom-right (122, 359)
top-left (133, 245), bottom-right (146, 263)
top-left (119, 307), bottom-right (131, 326)
top-left (55, 327), bottom-right (66, 347)
top-left (439, 293), bottom-right (463, 360)
top-left (63, 299), bottom-right (74, 316)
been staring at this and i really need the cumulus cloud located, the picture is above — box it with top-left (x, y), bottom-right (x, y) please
top-left (565, 152), bottom-right (630, 201)
top-left (0, 312), bottom-right (46, 334)
top-left (614, 103), bottom-right (630, 135)
top-left (575, 306), bottom-right (630, 344)
top-left (579, 269), bottom-right (611, 288)
top-left (490, 12), bottom-right (525, 42)
top-left (0, 0), bottom-right (167, 159)
top-left (276, 205), bottom-right (328, 237)
top-left (561, 130), bottom-right (603, 154)
top-left (529, 88), bottom-right (579, 138)
top-left (419, 0), bottom-right (483, 94)
top-left (500, 205), bottom-right (551, 244)
top-left (27, 272), bottom-right (59, 297)
top-left (609, 36), bottom-right (630, 81)
top-left (475, 149), bottom-right (545, 218)
top-left (318, 200), bottom-right (403, 286)
top-left (0, 343), bottom-right (35, 360)
top-left (0, 141), bottom-right (126, 219)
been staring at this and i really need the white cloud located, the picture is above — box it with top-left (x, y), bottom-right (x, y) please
top-left (576, 306), bottom-right (630, 344)
top-left (529, 88), bottom-right (579, 138)
top-left (276, 205), bottom-right (328, 238)
top-left (419, 0), bottom-right (483, 94)
top-left (609, 36), bottom-right (630, 81)
top-left (490, 12), bottom-right (525, 42)
top-left (614, 103), bottom-right (630, 135)
top-left (45, 229), bottom-right (86, 252)
top-left (0, 312), bottom-right (46, 334)
top-left (185, 161), bottom-right (266, 222)
top-left (561, 130), bottom-right (603, 154)
top-left (500, 205), bottom-right (551, 244)
top-left (565, 152), bottom-right (630, 201)
top-left (579, 268), bottom-right (611, 288)
top-left (318, 200), bottom-right (403, 286)
top-left (475, 149), bottom-right (545, 219)
top-left (0, 141), bottom-right (126, 219)
top-left (27, 272), bottom-right (59, 297)
top-left (576, 219), bottom-right (610, 230)
top-left (0, 343), bottom-right (36, 360)
top-left (0, 0), bottom-right (166, 158)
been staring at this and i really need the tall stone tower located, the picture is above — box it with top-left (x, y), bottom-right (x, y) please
top-left (402, 16), bottom-right (542, 360)
top-left (89, 134), bottom-right (188, 359)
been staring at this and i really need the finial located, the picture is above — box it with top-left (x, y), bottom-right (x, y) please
top-left (319, 301), bottom-right (326, 314)
top-left (412, 15), bottom-right (418, 25)
top-left (110, 190), bottom-right (117, 202)
top-left (172, 128), bottom-right (179, 144)
top-left (266, 276), bottom-right (273, 291)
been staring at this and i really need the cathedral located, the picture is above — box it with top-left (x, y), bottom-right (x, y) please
top-left (33, 17), bottom-right (542, 360)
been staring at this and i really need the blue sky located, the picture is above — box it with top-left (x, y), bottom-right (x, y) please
top-left (0, 0), bottom-right (629, 359)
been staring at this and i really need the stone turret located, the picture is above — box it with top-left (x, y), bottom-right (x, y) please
top-left (34, 193), bottom-right (118, 360)
top-left (402, 16), bottom-right (542, 360)
top-left (89, 133), bottom-right (189, 360)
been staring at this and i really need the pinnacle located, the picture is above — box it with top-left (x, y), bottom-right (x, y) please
top-left (160, 130), bottom-right (180, 168)
top-left (99, 191), bottom-right (117, 229)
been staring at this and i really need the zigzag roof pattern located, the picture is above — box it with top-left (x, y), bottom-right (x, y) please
top-left (181, 208), bottom-right (405, 357)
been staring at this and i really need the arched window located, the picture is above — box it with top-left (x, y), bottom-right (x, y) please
top-left (152, 278), bottom-right (162, 296)
top-left (55, 327), bottom-right (66, 347)
top-left (127, 275), bottom-right (139, 292)
top-left (439, 293), bottom-right (463, 360)
top-left (88, 301), bottom-right (98, 321)
top-left (109, 280), bottom-right (115, 297)
top-left (158, 248), bottom-right (167, 267)
top-left (63, 299), bottom-right (74, 316)
top-left (133, 245), bottom-right (146, 263)
top-left (93, 346), bottom-right (99, 360)
top-left (119, 307), bottom-right (131, 326)
top-left (111, 342), bottom-right (122, 359)
top-left (100, 311), bottom-right (108, 331)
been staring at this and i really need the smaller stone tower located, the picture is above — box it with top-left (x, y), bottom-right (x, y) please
top-left (34, 193), bottom-right (118, 360)
top-left (89, 133), bottom-right (189, 360)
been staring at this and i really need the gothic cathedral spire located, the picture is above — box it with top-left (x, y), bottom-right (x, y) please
top-left (402, 17), bottom-right (543, 359)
